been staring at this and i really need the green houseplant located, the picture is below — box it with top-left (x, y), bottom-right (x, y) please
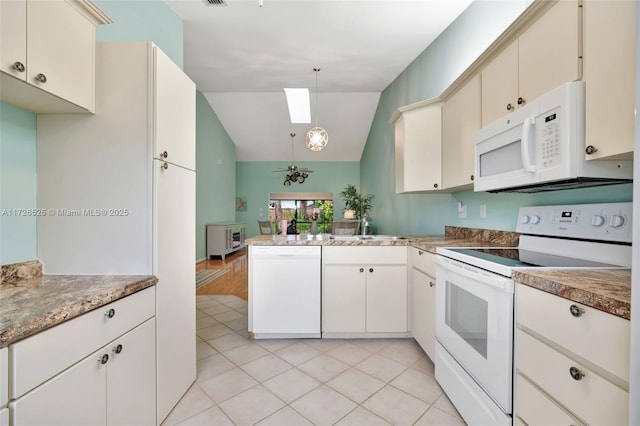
top-left (339, 184), bottom-right (374, 220)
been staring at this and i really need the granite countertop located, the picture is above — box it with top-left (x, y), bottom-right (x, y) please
top-left (246, 227), bottom-right (630, 320)
top-left (0, 275), bottom-right (158, 348)
top-left (513, 269), bottom-right (631, 320)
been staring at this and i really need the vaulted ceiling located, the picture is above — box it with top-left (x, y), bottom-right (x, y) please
top-left (165, 0), bottom-right (474, 162)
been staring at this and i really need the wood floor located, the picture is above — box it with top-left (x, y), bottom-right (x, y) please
top-left (196, 248), bottom-right (249, 300)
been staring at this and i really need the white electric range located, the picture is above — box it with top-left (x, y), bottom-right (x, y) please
top-left (434, 202), bottom-right (632, 426)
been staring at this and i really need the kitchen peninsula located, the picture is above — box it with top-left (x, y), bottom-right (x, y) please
top-left (247, 227), bottom-right (631, 339)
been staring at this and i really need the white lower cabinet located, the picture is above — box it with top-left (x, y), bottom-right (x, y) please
top-left (11, 346), bottom-right (107, 426)
top-left (323, 246), bottom-right (408, 335)
top-left (8, 288), bottom-right (156, 426)
top-left (0, 408), bottom-right (7, 426)
top-left (408, 247), bottom-right (436, 360)
top-left (515, 284), bottom-right (629, 425)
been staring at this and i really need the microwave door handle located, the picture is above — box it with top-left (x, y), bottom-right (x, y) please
top-left (521, 117), bottom-right (536, 172)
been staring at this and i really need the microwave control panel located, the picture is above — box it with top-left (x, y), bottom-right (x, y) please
top-left (516, 202), bottom-right (632, 243)
top-left (539, 109), bottom-right (560, 169)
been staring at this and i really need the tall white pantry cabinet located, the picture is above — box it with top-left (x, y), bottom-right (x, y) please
top-left (37, 42), bottom-right (196, 424)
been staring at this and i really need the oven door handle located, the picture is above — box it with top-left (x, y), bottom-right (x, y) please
top-left (435, 255), bottom-right (514, 293)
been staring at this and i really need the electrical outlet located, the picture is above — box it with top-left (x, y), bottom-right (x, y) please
top-left (459, 204), bottom-right (467, 219)
top-left (480, 204), bottom-right (487, 219)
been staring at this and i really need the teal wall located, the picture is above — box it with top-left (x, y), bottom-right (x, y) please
top-left (196, 92), bottom-right (237, 260)
top-left (0, 103), bottom-right (37, 264)
top-left (236, 162), bottom-right (360, 238)
top-left (0, 0), bottom-right (235, 265)
top-left (95, 0), bottom-right (183, 67)
top-left (361, 1), bottom-right (633, 235)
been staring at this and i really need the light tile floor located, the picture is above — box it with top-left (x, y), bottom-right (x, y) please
top-left (162, 295), bottom-right (465, 426)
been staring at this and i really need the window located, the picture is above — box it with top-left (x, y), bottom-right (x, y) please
top-left (268, 192), bottom-right (333, 234)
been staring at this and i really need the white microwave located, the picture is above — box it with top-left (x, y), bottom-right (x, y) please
top-left (474, 81), bottom-right (632, 193)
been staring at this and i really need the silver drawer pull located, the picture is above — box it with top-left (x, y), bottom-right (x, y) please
top-left (113, 344), bottom-right (123, 354)
top-left (35, 73), bottom-right (47, 83)
top-left (569, 366), bottom-right (585, 381)
top-left (98, 354), bottom-right (109, 365)
top-left (105, 308), bottom-right (116, 319)
top-left (569, 304), bottom-right (585, 318)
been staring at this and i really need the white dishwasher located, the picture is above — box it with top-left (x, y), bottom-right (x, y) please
top-left (249, 245), bottom-right (321, 338)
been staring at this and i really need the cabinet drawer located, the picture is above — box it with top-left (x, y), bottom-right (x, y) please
top-left (516, 284), bottom-right (629, 381)
top-left (10, 287), bottom-right (155, 399)
top-left (517, 330), bottom-right (628, 425)
top-left (409, 247), bottom-right (435, 276)
top-left (323, 246), bottom-right (407, 265)
top-left (516, 372), bottom-right (582, 425)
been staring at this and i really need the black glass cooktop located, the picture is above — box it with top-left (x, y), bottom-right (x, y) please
top-left (448, 248), bottom-right (619, 268)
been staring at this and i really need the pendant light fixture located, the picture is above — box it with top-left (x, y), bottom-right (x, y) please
top-left (306, 68), bottom-right (328, 152)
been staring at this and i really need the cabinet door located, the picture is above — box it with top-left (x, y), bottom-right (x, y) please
top-left (395, 103), bottom-right (442, 193)
top-left (410, 267), bottom-right (435, 360)
top-left (155, 46), bottom-right (196, 170)
top-left (27, 0), bottom-right (95, 109)
top-left (0, 408), bottom-right (7, 426)
top-left (481, 40), bottom-right (518, 126)
top-left (10, 348), bottom-right (106, 426)
top-left (323, 265), bottom-right (366, 333)
top-left (155, 162), bottom-right (196, 421)
top-left (583, 0), bottom-right (636, 160)
top-left (442, 74), bottom-right (481, 190)
top-left (518, 0), bottom-right (580, 106)
top-left (0, 0), bottom-right (26, 80)
top-left (366, 265), bottom-right (407, 333)
top-left (107, 318), bottom-right (156, 426)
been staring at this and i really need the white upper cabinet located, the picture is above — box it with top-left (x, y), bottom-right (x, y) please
top-left (481, 0), bottom-right (581, 126)
top-left (0, 0), bottom-right (110, 113)
top-left (582, 0), bottom-right (636, 160)
top-left (154, 47), bottom-right (196, 170)
top-left (442, 74), bottom-right (481, 191)
top-left (392, 100), bottom-right (443, 194)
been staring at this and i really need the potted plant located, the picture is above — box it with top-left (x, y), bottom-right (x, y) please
top-left (339, 184), bottom-right (374, 220)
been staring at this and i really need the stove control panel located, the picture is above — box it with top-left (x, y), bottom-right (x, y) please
top-left (516, 202), bottom-right (632, 243)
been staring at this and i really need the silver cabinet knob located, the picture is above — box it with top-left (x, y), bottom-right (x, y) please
top-left (429, 281), bottom-right (435, 287)
top-left (162, 162), bottom-right (169, 170)
top-left (569, 366), bottom-right (585, 381)
top-left (517, 96), bottom-right (525, 105)
top-left (569, 305), bottom-right (585, 317)
top-left (585, 145), bottom-right (598, 155)
top-left (105, 308), bottom-right (116, 319)
top-left (98, 354), bottom-right (109, 365)
top-left (161, 151), bottom-right (168, 159)
top-left (369, 268), bottom-right (374, 273)
top-left (506, 103), bottom-right (513, 111)
top-left (13, 61), bottom-right (25, 72)
top-left (418, 250), bottom-right (423, 256)
top-left (112, 344), bottom-right (123, 354)
top-left (35, 73), bottom-right (47, 83)
top-left (359, 268), bottom-right (364, 273)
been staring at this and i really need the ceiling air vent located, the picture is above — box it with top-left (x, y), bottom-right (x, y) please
top-left (203, 0), bottom-right (227, 6)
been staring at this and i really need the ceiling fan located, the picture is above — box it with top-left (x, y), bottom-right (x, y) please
top-left (273, 133), bottom-right (313, 186)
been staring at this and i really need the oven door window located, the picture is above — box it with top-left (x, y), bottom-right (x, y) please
top-left (445, 281), bottom-right (488, 359)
